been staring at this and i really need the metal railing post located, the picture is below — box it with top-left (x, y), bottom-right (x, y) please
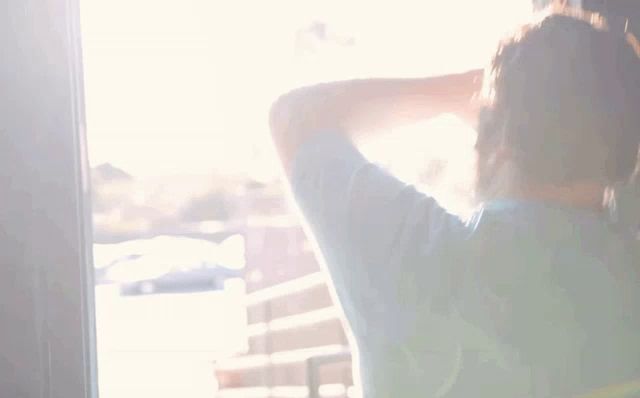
top-left (306, 349), bottom-right (352, 398)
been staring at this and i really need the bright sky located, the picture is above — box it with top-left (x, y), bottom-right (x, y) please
top-left (80, 0), bottom-right (531, 178)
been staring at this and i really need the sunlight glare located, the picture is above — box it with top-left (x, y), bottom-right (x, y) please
top-left (81, 0), bottom-right (531, 178)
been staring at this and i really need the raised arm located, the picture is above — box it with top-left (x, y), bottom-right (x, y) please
top-left (269, 70), bottom-right (482, 175)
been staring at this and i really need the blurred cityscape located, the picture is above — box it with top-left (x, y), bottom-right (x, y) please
top-left (91, 159), bottom-right (354, 398)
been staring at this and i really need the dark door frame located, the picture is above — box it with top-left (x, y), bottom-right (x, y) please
top-left (0, 0), bottom-right (96, 397)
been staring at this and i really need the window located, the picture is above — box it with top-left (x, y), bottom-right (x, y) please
top-left (80, 2), bottom-right (533, 397)
top-left (2, 0), bottom-right (535, 397)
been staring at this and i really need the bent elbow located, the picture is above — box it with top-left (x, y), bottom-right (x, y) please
top-left (268, 90), bottom-right (306, 175)
top-left (269, 90), bottom-right (299, 140)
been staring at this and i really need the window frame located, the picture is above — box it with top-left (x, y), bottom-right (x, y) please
top-left (0, 0), bottom-right (97, 397)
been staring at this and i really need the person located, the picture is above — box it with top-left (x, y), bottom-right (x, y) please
top-left (269, 4), bottom-right (640, 398)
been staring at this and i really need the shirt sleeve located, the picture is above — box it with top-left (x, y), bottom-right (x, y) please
top-left (290, 132), bottom-right (464, 338)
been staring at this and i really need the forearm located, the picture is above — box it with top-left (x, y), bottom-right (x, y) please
top-left (269, 70), bottom-right (481, 173)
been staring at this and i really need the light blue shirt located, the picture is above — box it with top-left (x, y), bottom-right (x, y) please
top-left (290, 133), bottom-right (640, 398)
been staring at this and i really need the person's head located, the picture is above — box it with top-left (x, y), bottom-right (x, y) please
top-left (475, 6), bottom-right (640, 208)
